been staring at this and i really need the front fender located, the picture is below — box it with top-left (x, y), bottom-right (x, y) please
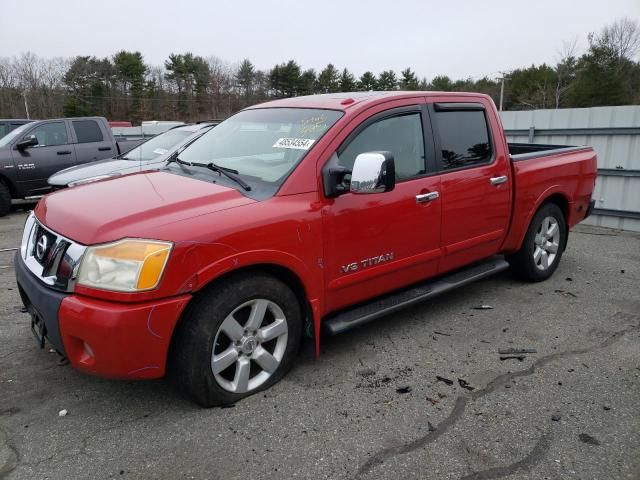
top-left (193, 248), bottom-right (321, 305)
top-left (192, 249), bottom-right (324, 356)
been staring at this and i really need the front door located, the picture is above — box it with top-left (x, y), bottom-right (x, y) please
top-left (322, 105), bottom-right (442, 313)
top-left (14, 121), bottom-right (77, 196)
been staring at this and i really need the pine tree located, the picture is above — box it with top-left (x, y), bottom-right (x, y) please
top-left (317, 64), bottom-right (340, 93)
top-left (358, 71), bottom-right (377, 91)
top-left (377, 70), bottom-right (397, 91)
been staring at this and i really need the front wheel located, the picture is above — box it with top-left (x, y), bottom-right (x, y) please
top-left (507, 203), bottom-right (567, 282)
top-left (169, 273), bottom-right (302, 407)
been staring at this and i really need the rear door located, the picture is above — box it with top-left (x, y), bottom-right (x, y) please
top-left (70, 119), bottom-right (115, 164)
top-left (322, 102), bottom-right (442, 313)
top-left (429, 99), bottom-right (511, 273)
top-left (13, 121), bottom-right (77, 196)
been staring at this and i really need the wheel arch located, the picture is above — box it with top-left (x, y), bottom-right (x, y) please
top-left (543, 193), bottom-right (569, 223)
top-left (167, 262), bottom-right (317, 370)
top-left (504, 188), bottom-right (571, 253)
top-left (0, 173), bottom-right (17, 197)
top-left (218, 263), bottom-right (311, 322)
top-left (534, 192), bottom-right (570, 251)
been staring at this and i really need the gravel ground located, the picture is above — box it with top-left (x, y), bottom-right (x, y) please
top-left (1, 206), bottom-right (639, 480)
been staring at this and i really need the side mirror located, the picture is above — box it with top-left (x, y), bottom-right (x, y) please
top-left (17, 135), bottom-right (38, 150)
top-left (350, 152), bottom-right (395, 194)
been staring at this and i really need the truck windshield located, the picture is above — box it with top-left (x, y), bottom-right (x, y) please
top-left (0, 123), bottom-right (32, 147)
top-left (177, 108), bottom-right (343, 185)
top-left (122, 128), bottom-right (194, 161)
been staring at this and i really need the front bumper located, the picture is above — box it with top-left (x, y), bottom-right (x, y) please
top-left (15, 251), bottom-right (67, 352)
top-left (15, 253), bottom-right (191, 380)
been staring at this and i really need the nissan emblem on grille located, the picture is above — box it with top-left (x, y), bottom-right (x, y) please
top-left (35, 234), bottom-right (48, 261)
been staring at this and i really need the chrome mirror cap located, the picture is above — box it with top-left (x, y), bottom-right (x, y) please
top-left (350, 151), bottom-right (395, 194)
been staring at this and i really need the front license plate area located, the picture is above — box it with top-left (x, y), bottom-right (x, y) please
top-left (30, 308), bottom-right (47, 349)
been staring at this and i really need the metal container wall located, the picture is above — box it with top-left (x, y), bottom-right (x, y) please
top-left (500, 106), bottom-right (640, 232)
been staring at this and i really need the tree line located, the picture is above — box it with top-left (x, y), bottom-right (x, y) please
top-left (0, 17), bottom-right (638, 123)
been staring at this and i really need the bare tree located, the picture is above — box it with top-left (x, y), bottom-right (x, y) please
top-left (0, 57), bottom-right (20, 117)
top-left (0, 58), bottom-right (17, 89)
top-left (554, 38), bottom-right (580, 108)
top-left (597, 17), bottom-right (640, 60)
top-left (206, 56), bottom-right (234, 118)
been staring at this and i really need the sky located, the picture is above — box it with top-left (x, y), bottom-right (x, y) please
top-left (1, 0), bottom-right (639, 80)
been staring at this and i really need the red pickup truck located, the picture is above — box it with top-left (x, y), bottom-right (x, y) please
top-left (15, 92), bottom-right (597, 406)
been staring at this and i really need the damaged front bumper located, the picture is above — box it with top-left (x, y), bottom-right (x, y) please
top-left (15, 252), bottom-right (191, 380)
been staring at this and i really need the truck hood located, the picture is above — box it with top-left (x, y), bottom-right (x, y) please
top-left (48, 157), bottom-right (166, 187)
top-left (35, 171), bottom-right (255, 245)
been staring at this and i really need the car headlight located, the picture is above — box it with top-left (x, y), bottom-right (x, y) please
top-left (68, 174), bottom-right (116, 187)
top-left (77, 239), bottom-right (172, 292)
top-left (20, 212), bottom-right (36, 259)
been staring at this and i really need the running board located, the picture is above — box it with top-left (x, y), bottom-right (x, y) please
top-left (323, 256), bottom-right (509, 335)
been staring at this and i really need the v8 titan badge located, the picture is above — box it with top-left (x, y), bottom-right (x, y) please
top-left (341, 252), bottom-right (394, 273)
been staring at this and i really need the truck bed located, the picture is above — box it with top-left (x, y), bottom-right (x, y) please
top-left (501, 143), bottom-right (598, 254)
top-left (508, 142), bottom-right (591, 161)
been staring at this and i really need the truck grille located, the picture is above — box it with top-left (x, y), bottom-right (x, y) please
top-left (20, 213), bottom-right (86, 292)
top-left (31, 224), bottom-right (58, 267)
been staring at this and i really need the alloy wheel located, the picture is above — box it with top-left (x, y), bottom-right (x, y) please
top-left (211, 299), bottom-right (288, 393)
top-left (532, 216), bottom-right (560, 271)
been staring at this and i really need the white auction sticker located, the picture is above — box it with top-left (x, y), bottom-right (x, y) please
top-left (272, 138), bottom-right (315, 150)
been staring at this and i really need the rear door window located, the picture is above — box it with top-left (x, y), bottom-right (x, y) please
top-left (72, 120), bottom-right (104, 143)
top-left (432, 109), bottom-right (492, 170)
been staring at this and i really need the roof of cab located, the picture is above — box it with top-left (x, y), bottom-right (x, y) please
top-left (248, 91), bottom-right (492, 111)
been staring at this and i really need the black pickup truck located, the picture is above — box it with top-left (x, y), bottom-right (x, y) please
top-left (0, 116), bottom-right (143, 216)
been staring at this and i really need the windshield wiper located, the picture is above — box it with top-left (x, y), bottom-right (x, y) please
top-left (166, 155), bottom-right (251, 191)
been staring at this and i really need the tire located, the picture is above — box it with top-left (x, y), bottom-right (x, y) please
top-left (0, 181), bottom-right (11, 217)
top-left (169, 273), bottom-right (302, 407)
top-left (507, 203), bottom-right (567, 282)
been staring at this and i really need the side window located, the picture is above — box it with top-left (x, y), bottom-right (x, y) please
top-left (338, 113), bottom-right (425, 180)
top-left (28, 122), bottom-right (68, 147)
top-left (433, 110), bottom-right (491, 170)
top-left (73, 120), bottom-right (104, 143)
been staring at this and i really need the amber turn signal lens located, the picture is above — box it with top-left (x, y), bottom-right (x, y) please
top-left (77, 239), bottom-right (172, 292)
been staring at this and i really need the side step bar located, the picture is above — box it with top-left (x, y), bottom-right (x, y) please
top-left (323, 256), bottom-right (510, 335)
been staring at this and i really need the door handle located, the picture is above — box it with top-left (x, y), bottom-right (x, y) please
top-left (490, 176), bottom-right (508, 185)
top-left (56, 150), bottom-right (72, 155)
top-left (98, 147), bottom-right (112, 151)
top-left (416, 192), bottom-right (439, 203)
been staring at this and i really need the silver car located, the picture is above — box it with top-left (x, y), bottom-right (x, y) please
top-left (48, 122), bottom-right (217, 188)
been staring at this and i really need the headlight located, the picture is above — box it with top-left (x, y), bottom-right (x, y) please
top-left (20, 212), bottom-right (36, 259)
top-left (68, 174), bottom-right (116, 187)
top-left (77, 239), bottom-right (172, 292)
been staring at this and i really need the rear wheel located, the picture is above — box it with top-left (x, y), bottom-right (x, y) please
top-left (507, 203), bottom-right (567, 282)
top-left (169, 273), bottom-right (302, 407)
top-left (0, 181), bottom-right (11, 217)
